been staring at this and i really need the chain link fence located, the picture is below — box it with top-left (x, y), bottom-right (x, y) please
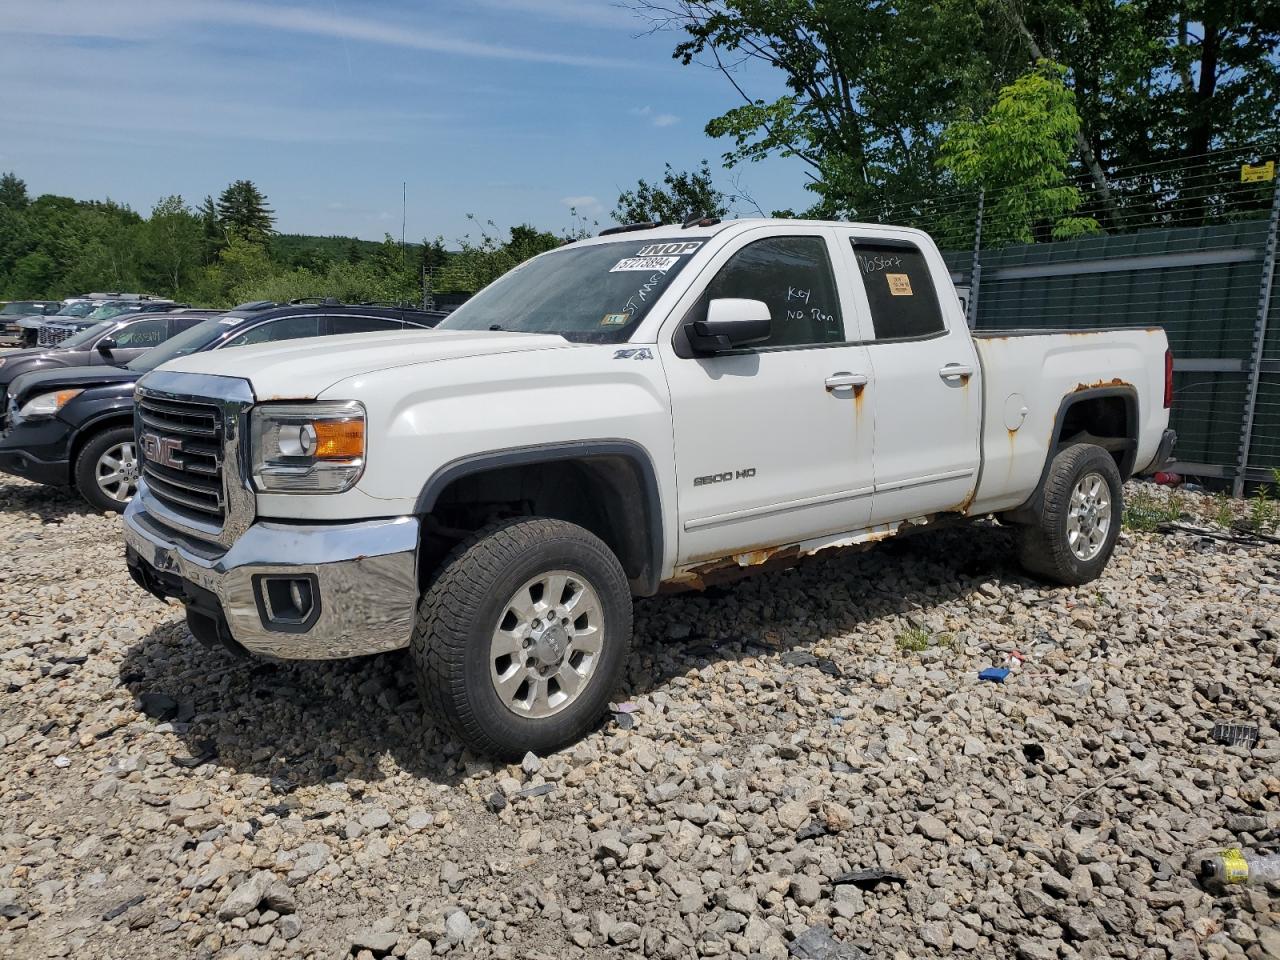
top-left (861, 144), bottom-right (1280, 495)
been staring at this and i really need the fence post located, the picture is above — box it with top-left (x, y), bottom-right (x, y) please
top-left (1234, 177), bottom-right (1280, 497)
top-left (965, 189), bottom-right (984, 329)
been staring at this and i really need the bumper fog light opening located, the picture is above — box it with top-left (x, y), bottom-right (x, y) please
top-left (253, 574), bottom-right (322, 633)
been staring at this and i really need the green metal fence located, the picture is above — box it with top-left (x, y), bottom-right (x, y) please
top-left (924, 148), bottom-right (1280, 494)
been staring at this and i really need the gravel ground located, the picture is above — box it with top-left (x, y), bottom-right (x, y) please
top-left (1, 477), bottom-right (1277, 960)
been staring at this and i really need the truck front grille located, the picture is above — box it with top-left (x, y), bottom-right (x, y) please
top-left (137, 395), bottom-right (225, 524)
top-left (38, 325), bottom-right (73, 347)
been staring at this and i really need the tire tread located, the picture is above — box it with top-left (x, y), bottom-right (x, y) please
top-left (1018, 442), bottom-right (1122, 586)
top-left (411, 517), bottom-right (631, 758)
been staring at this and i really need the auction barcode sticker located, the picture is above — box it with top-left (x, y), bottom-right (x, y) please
top-left (610, 256), bottom-right (680, 273)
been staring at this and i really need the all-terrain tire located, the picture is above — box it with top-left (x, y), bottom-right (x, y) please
top-left (74, 425), bottom-right (139, 513)
top-left (1018, 442), bottom-right (1123, 586)
top-left (411, 517), bottom-right (632, 760)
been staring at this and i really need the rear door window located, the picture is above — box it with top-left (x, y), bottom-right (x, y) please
top-left (327, 315), bottom-right (403, 335)
top-left (224, 315), bottom-right (322, 348)
top-left (852, 240), bottom-right (946, 340)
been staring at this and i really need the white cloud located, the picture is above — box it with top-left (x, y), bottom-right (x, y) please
top-left (631, 106), bottom-right (681, 128)
top-left (461, 0), bottom-right (639, 29)
top-left (6, 0), bottom-right (620, 67)
top-left (561, 194), bottom-right (602, 215)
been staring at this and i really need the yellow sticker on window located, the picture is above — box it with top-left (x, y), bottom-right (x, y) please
top-left (1241, 161), bottom-right (1275, 183)
top-left (886, 273), bottom-right (913, 296)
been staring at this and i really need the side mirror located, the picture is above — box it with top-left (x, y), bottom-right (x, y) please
top-left (96, 336), bottom-right (117, 356)
top-left (687, 298), bottom-right (772, 354)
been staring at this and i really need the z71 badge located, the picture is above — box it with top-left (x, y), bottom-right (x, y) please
top-left (693, 468), bottom-right (756, 486)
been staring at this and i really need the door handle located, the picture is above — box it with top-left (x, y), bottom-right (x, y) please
top-left (825, 372), bottom-right (868, 391)
top-left (938, 363), bottom-right (974, 380)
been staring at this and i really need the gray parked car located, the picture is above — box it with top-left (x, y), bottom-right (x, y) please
top-left (0, 309), bottom-right (222, 405)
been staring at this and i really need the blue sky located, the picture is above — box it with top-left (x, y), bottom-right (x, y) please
top-left (2, 0), bottom-right (813, 242)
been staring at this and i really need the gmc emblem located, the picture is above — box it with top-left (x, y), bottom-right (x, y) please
top-left (142, 433), bottom-right (184, 469)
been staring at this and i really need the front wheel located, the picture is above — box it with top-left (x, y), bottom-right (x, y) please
top-left (74, 426), bottom-right (140, 512)
top-left (411, 517), bottom-right (633, 760)
top-left (1018, 442), bottom-right (1123, 585)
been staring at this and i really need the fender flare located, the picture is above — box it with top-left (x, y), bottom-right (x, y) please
top-left (1010, 385), bottom-right (1139, 520)
top-left (415, 439), bottom-right (665, 596)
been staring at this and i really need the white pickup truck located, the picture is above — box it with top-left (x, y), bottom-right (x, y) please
top-left (123, 219), bottom-right (1175, 757)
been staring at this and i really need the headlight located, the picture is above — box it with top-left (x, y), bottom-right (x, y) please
top-left (250, 401), bottom-right (365, 493)
top-left (17, 388), bottom-right (83, 420)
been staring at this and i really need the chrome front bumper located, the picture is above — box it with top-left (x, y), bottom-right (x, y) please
top-left (123, 488), bottom-right (419, 659)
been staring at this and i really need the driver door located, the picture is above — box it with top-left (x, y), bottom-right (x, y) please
top-left (658, 227), bottom-right (876, 565)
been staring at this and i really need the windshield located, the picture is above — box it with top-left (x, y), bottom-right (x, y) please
top-left (127, 316), bottom-right (230, 372)
top-left (86, 302), bottom-right (130, 321)
top-left (57, 320), bottom-right (116, 349)
top-left (54, 301), bottom-right (96, 318)
top-left (1, 302), bottom-right (42, 315)
top-left (436, 237), bottom-right (704, 343)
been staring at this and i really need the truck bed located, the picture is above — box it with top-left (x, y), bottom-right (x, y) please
top-left (968, 326), bottom-right (1168, 516)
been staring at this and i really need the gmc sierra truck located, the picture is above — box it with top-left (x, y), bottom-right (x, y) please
top-left (122, 219), bottom-right (1175, 759)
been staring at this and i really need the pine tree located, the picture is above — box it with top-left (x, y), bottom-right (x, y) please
top-left (0, 172), bottom-right (29, 211)
top-left (198, 195), bottom-right (224, 264)
top-left (216, 180), bottom-right (275, 245)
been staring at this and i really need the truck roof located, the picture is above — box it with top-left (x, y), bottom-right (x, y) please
top-left (569, 217), bottom-right (932, 250)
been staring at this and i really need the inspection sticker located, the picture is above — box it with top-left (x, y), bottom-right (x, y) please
top-left (886, 273), bottom-right (913, 296)
top-left (600, 312), bottom-right (631, 326)
top-left (610, 255), bottom-right (680, 273)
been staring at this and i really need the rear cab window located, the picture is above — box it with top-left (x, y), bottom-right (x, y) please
top-left (851, 239), bottom-right (946, 341)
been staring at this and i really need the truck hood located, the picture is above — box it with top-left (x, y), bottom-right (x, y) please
top-left (7, 364), bottom-right (139, 405)
top-left (153, 328), bottom-right (575, 400)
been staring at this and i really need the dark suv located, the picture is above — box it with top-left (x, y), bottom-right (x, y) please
top-left (0, 309), bottom-right (222, 402)
top-left (0, 301), bottom-right (446, 510)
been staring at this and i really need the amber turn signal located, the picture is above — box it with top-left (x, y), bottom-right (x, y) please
top-left (313, 419), bottom-right (364, 460)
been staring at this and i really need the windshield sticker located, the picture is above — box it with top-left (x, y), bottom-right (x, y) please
top-left (886, 273), bottom-right (913, 296)
top-left (610, 256), bottom-right (680, 273)
top-left (635, 241), bottom-right (702, 258)
top-left (600, 312), bottom-right (631, 327)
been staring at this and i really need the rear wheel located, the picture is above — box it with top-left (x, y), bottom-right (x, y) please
top-left (74, 426), bottom-right (139, 512)
top-left (1018, 442), bottom-right (1123, 585)
top-left (411, 517), bottom-right (632, 760)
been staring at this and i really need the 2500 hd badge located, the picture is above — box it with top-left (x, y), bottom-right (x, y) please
top-left (693, 467), bottom-right (757, 486)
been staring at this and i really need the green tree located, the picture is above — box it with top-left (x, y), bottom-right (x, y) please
top-left (435, 219), bottom-right (560, 294)
top-left (216, 180), bottom-right (275, 245)
top-left (197, 195), bottom-right (225, 264)
top-left (613, 161), bottom-right (729, 224)
top-left (1003, 0), bottom-right (1280, 224)
top-left (638, 0), bottom-right (1280, 222)
top-left (137, 195), bottom-right (203, 295)
top-left (939, 61), bottom-right (1099, 244)
top-left (0, 172), bottom-right (29, 211)
top-left (635, 0), bottom-right (1004, 217)
top-left (6, 252), bottom-right (57, 298)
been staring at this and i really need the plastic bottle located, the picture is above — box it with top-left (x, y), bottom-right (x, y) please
top-left (1198, 849), bottom-right (1280, 888)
